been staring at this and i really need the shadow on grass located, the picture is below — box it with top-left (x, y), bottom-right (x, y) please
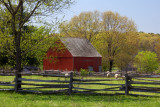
top-left (0, 90), bottom-right (155, 103)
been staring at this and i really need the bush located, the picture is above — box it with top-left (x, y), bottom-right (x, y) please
top-left (80, 69), bottom-right (88, 77)
top-left (88, 70), bottom-right (94, 75)
top-left (73, 69), bottom-right (78, 76)
top-left (134, 51), bottom-right (159, 74)
top-left (154, 66), bottom-right (160, 74)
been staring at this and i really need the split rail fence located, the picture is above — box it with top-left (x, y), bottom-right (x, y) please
top-left (0, 72), bottom-right (160, 96)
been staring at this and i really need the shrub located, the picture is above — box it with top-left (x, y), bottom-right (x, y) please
top-left (80, 68), bottom-right (88, 77)
top-left (88, 70), bottom-right (94, 76)
top-left (154, 66), bottom-right (160, 74)
top-left (134, 51), bottom-right (159, 74)
top-left (73, 69), bottom-right (78, 76)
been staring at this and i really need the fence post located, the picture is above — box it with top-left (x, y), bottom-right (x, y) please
top-left (68, 72), bottom-right (73, 95)
top-left (125, 73), bottom-right (129, 95)
top-left (15, 72), bottom-right (22, 92)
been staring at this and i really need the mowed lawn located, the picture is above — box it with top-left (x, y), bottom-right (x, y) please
top-left (1, 75), bottom-right (160, 107)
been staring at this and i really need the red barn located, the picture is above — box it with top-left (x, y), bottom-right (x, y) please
top-left (43, 38), bottom-right (102, 72)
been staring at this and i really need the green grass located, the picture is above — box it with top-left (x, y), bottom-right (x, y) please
top-left (0, 91), bottom-right (160, 107)
top-left (0, 76), bottom-right (15, 81)
top-left (1, 75), bottom-right (160, 106)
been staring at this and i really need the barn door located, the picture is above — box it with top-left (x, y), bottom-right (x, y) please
top-left (88, 66), bottom-right (93, 71)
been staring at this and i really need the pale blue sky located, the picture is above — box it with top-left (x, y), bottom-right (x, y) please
top-left (60, 0), bottom-right (160, 34)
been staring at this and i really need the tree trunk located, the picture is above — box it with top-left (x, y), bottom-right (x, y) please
top-left (13, 1), bottom-right (24, 92)
top-left (14, 31), bottom-right (22, 92)
top-left (12, 15), bottom-right (22, 92)
top-left (109, 60), bottom-right (113, 72)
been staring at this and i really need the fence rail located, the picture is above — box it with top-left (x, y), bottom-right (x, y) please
top-left (128, 75), bottom-right (160, 96)
top-left (0, 72), bottom-right (160, 96)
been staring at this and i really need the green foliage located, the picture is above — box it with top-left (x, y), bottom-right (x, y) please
top-left (134, 51), bottom-right (159, 73)
top-left (80, 68), bottom-right (88, 77)
top-left (0, 52), bottom-right (8, 67)
top-left (0, 23), bottom-right (57, 68)
top-left (102, 65), bottom-right (107, 72)
top-left (21, 26), bottom-right (58, 66)
top-left (0, 51), bottom-right (15, 69)
top-left (73, 69), bottom-right (78, 76)
top-left (154, 66), bottom-right (160, 74)
top-left (88, 70), bottom-right (94, 74)
top-left (59, 11), bottom-right (100, 43)
top-left (102, 60), bottom-right (112, 72)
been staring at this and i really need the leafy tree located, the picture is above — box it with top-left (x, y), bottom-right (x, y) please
top-left (155, 38), bottom-right (160, 60)
top-left (0, 0), bottom-right (73, 91)
top-left (0, 20), bottom-right (56, 68)
top-left (115, 32), bottom-right (139, 71)
top-left (59, 11), bottom-right (101, 43)
top-left (137, 32), bottom-right (160, 61)
top-left (134, 51), bottom-right (159, 73)
top-left (95, 11), bottom-right (137, 72)
top-left (20, 26), bottom-right (56, 66)
top-left (137, 32), bottom-right (160, 52)
top-left (0, 51), bottom-right (8, 70)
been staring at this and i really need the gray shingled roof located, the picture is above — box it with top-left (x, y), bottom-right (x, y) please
top-left (60, 38), bottom-right (102, 57)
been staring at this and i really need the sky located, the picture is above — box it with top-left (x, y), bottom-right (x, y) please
top-left (59, 0), bottom-right (160, 34)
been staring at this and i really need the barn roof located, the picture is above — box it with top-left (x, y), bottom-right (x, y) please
top-left (60, 38), bottom-right (102, 57)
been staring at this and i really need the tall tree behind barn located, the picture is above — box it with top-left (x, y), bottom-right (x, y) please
top-left (43, 38), bottom-right (102, 72)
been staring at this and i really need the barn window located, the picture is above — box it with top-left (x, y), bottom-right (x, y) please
top-left (99, 66), bottom-right (102, 72)
top-left (88, 66), bottom-right (93, 71)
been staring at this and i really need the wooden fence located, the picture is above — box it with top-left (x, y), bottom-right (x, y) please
top-left (0, 72), bottom-right (160, 96)
top-left (72, 76), bottom-right (125, 95)
top-left (17, 73), bottom-right (71, 94)
top-left (127, 74), bottom-right (160, 96)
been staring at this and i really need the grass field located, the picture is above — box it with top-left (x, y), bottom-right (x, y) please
top-left (1, 75), bottom-right (160, 107)
top-left (0, 91), bottom-right (160, 107)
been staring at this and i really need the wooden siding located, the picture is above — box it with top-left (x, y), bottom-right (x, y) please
top-left (43, 47), bottom-right (74, 71)
top-left (74, 57), bottom-right (102, 72)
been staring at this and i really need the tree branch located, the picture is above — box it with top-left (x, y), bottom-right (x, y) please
top-left (1, 0), bottom-right (13, 15)
top-left (20, 1), bottom-right (41, 28)
top-left (7, 0), bottom-right (14, 13)
top-left (14, 0), bottom-right (24, 14)
top-left (21, 34), bottom-right (56, 56)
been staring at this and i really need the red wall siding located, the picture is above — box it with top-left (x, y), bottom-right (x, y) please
top-left (73, 57), bottom-right (102, 72)
top-left (43, 48), bottom-right (74, 71)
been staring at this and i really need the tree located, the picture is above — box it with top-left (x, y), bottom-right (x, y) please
top-left (137, 32), bottom-right (160, 60)
top-left (138, 32), bottom-right (159, 52)
top-left (95, 11), bottom-right (137, 72)
top-left (59, 11), bottom-right (101, 43)
top-left (155, 38), bottom-right (160, 60)
top-left (0, 14), bottom-right (57, 68)
top-left (134, 51), bottom-right (159, 74)
top-left (0, 51), bottom-right (8, 71)
top-left (0, 0), bottom-right (73, 91)
top-left (20, 26), bottom-right (55, 67)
